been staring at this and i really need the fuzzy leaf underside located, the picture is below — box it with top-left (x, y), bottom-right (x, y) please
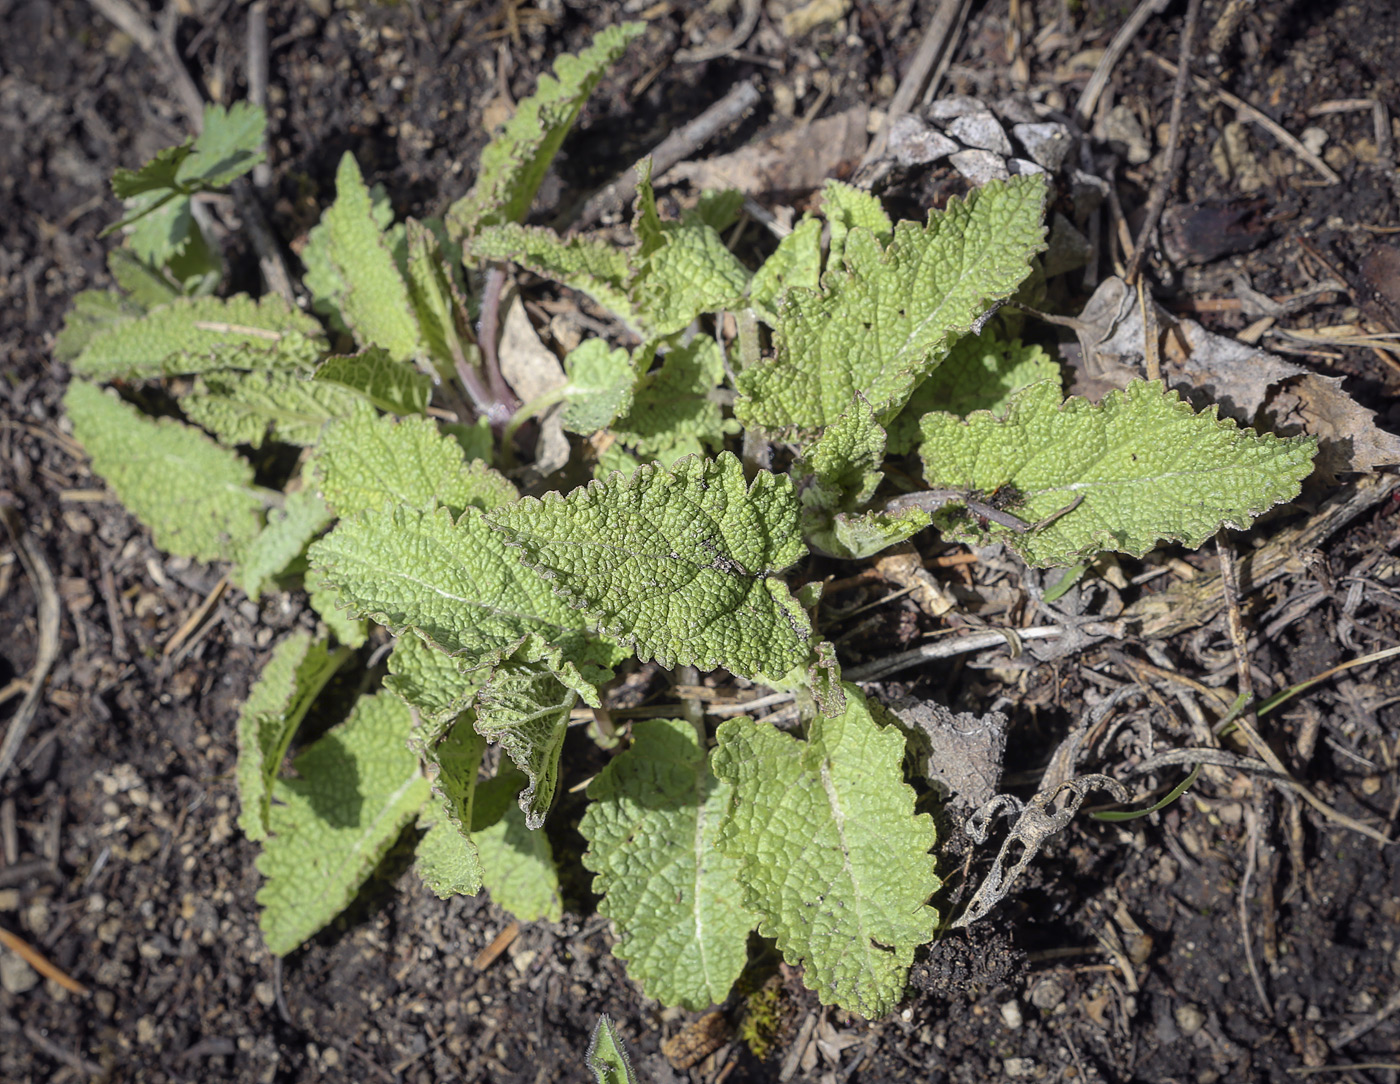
top-left (314, 347), bottom-right (433, 416)
top-left (630, 160), bottom-right (751, 337)
top-left (886, 332), bottom-right (1061, 454)
top-left (65, 381), bottom-right (264, 563)
top-left (308, 503), bottom-right (593, 672)
top-left (180, 369), bottom-right (362, 448)
top-left (235, 632), bottom-right (349, 842)
top-left (486, 452), bottom-right (811, 677)
top-left (473, 662), bottom-right (576, 829)
top-left (611, 337), bottom-right (737, 463)
top-left (580, 718), bottom-right (756, 1009)
top-left (107, 249), bottom-right (178, 310)
top-left (256, 693), bottom-right (431, 956)
top-left (735, 176), bottom-right (1048, 432)
top-left (476, 770), bottom-right (564, 922)
top-left (303, 153), bottom-right (421, 362)
top-left (917, 379), bottom-right (1319, 566)
top-left (713, 685), bottom-right (940, 1017)
top-left (315, 404), bottom-right (516, 517)
top-left (69, 294), bottom-right (324, 379)
top-left (447, 23), bottom-right (647, 238)
top-left (385, 632), bottom-right (483, 727)
top-left (235, 486), bottom-right (334, 599)
top-left (470, 223), bottom-right (636, 327)
top-left (560, 339), bottom-right (637, 434)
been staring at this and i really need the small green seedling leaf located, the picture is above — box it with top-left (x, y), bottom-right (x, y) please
top-left (256, 692), bottom-right (431, 955)
top-left (314, 347), bottom-right (434, 416)
top-left (235, 484), bottom-right (334, 600)
top-left (447, 23), bottom-right (647, 239)
top-left (487, 452), bottom-right (811, 678)
top-left (610, 337), bottom-right (738, 465)
top-left (629, 159), bottom-right (751, 337)
top-left (65, 381), bottom-right (265, 563)
top-left (236, 631), bottom-right (350, 842)
top-left (917, 379), bottom-right (1319, 567)
top-left (713, 684), bottom-right (940, 1018)
top-left (559, 339), bottom-right (637, 434)
top-left (476, 769), bottom-right (564, 922)
top-left (302, 153), bottom-right (421, 362)
top-left (736, 175), bottom-right (1048, 432)
top-left (587, 1015), bottom-right (639, 1084)
top-left (887, 331), bottom-right (1061, 454)
top-left (581, 718), bottom-right (757, 1009)
top-left (315, 402), bottom-right (516, 518)
top-left (107, 248), bottom-right (179, 310)
top-left (69, 294), bottom-right (324, 379)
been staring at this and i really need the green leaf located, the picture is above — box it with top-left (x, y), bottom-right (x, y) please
top-left (65, 381), bottom-right (264, 563)
top-left (477, 769), bottom-right (563, 921)
top-left (486, 452), bottom-right (811, 677)
top-left (630, 159), bottom-right (751, 337)
top-left (748, 217), bottom-right (823, 325)
top-left (107, 248), bottom-right (178, 310)
top-left (234, 484), bottom-right (334, 600)
top-left (123, 193), bottom-right (195, 268)
top-left (402, 218), bottom-right (470, 378)
top-left (236, 632), bottom-right (350, 842)
top-left (559, 339), bottom-right (637, 435)
top-left (581, 718), bottom-right (757, 1009)
top-left (305, 566), bottom-right (368, 648)
top-left (446, 23), bottom-right (647, 239)
top-left (610, 337), bottom-right (738, 464)
top-left (712, 685), bottom-right (940, 1017)
top-left (180, 369), bottom-right (362, 448)
top-left (687, 189), bottom-right (745, 233)
top-left (384, 632), bottom-right (483, 727)
top-left (69, 294), bottom-right (324, 379)
top-left (470, 223), bottom-right (636, 328)
top-left (917, 379), bottom-right (1319, 567)
top-left (822, 179), bottom-right (893, 266)
top-left (473, 661), bottom-right (576, 829)
top-left (256, 692), bottom-right (431, 955)
top-left (302, 153), bottom-right (421, 361)
top-left (587, 1016), bottom-right (639, 1084)
top-left (308, 503), bottom-right (595, 673)
top-left (314, 347), bottom-right (434, 416)
top-left (54, 291), bottom-right (143, 363)
top-left (415, 721), bottom-right (487, 899)
top-left (177, 102), bottom-right (267, 189)
top-left (735, 175), bottom-right (1048, 432)
top-left (886, 332), bottom-right (1061, 455)
top-left (315, 402), bottom-right (517, 517)
top-left (111, 143), bottom-right (191, 202)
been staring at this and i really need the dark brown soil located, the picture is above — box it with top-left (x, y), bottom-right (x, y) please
top-left (2, 1), bottom-right (1399, 1082)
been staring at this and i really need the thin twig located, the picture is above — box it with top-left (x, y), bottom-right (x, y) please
top-left (860, 0), bottom-right (968, 167)
top-left (0, 505), bottom-right (62, 782)
top-left (0, 925), bottom-right (89, 996)
top-left (1239, 805), bottom-right (1274, 1016)
top-left (1125, 0), bottom-right (1202, 283)
top-left (676, 0), bottom-right (761, 63)
top-left (1075, 0), bottom-right (1171, 128)
top-left (23, 1027), bottom-right (104, 1079)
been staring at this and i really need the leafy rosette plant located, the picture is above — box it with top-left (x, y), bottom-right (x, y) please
top-left (58, 24), bottom-right (1316, 1018)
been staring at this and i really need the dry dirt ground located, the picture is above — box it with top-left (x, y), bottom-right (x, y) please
top-left (2, 0), bottom-right (1400, 1082)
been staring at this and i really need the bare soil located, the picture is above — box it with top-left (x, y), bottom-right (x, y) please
top-left (2, 1), bottom-right (1399, 1082)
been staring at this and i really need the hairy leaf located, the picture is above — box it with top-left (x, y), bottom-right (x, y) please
top-left (256, 692), bottom-right (430, 955)
top-left (303, 153), bottom-right (421, 361)
top-left (559, 339), bottom-right (637, 434)
top-left (305, 566), bottom-right (368, 648)
top-left (471, 223), bottom-right (636, 327)
top-left (448, 23), bottom-right (646, 238)
top-left (822, 179), bottom-right (893, 267)
top-left (487, 452), bottom-right (811, 677)
top-left (611, 337), bottom-right (738, 464)
top-left (235, 485), bottom-right (334, 600)
top-left (415, 722), bottom-right (487, 899)
top-left (315, 403), bottom-right (516, 517)
top-left (65, 381), bottom-right (264, 562)
top-left (581, 718), bottom-right (756, 1009)
top-left (181, 369), bottom-right (362, 448)
top-left (54, 290), bottom-right (143, 363)
top-left (384, 632), bottom-right (483, 728)
top-left (473, 662), bottom-right (577, 828)
top-left (748, 217), bottom-right (822, 325)
top-left (477, 769), bottom-right (563, 921)
top-left (713, 685), bottom-right (940, 1017)
top-left (917, 379), bottom-right (1319, 566)
top-left (630, 159), bottom-right (751, 337)
top-left (735, 176), bottom-right (1048, 432)
top-left (587, 1016), bottom-right (639, 1084)
top-left (107, 248), bottom-right (178, 310)
top-left (70, 294), bottom-right (324, 379)
top-left (236, 632), bottom-right (350, 842)
top-left (402, 218), bottom-right (470, 378)
top-left (315, 347), bottom-right (433, 416)
top-left (886, 332), bottom-right (1061, 454)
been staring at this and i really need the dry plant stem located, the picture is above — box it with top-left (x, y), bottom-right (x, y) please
top-left (859, 0), bottom-right (968, 167)
top-left (162, 575), bottom-right (227, 658)
top-left (1239, 804), bottom-right (1275, 1016)
top-left (0, 506), bottom-right (61, 782)
top-left (1216, 536), bottom-right (1256, 709)
top-left (572, 80), bottom-right (760, 228)
top-left (0, 924), bottom-right (88, 996)
top-left (467, 265), bottom-right (520, 431)
top-left (1124, 0), bottom-right (1202, 284)
top-left (1075, 0), bottom-right (1171, 127)
top-left (922, 0), bottom-right (975, 108)
top-left (1332, 987), bottom-right (1400, 1049)
top-left (1147, 52), bottom-right (1341, 184)
top-left (676, 0), bottom-right (760, 63)
top-left (23, 1026), bottom-right (104, 1079)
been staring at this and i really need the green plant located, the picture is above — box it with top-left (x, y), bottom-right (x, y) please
top-left (58, 25), bottom-right (1317, 1019)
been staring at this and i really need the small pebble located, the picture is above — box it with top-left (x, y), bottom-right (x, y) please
top-left (1175, 1003), bottom-right (1206, 1036)
top-left (1004, 1057), bottom-right (1036, 1078)
top-left (0, 948), bottom-right (39, 994)
top-left (1030, 977), bottom-right (1066, 1011)
top-left (1000, 999), bottom-right (1024, 1029)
